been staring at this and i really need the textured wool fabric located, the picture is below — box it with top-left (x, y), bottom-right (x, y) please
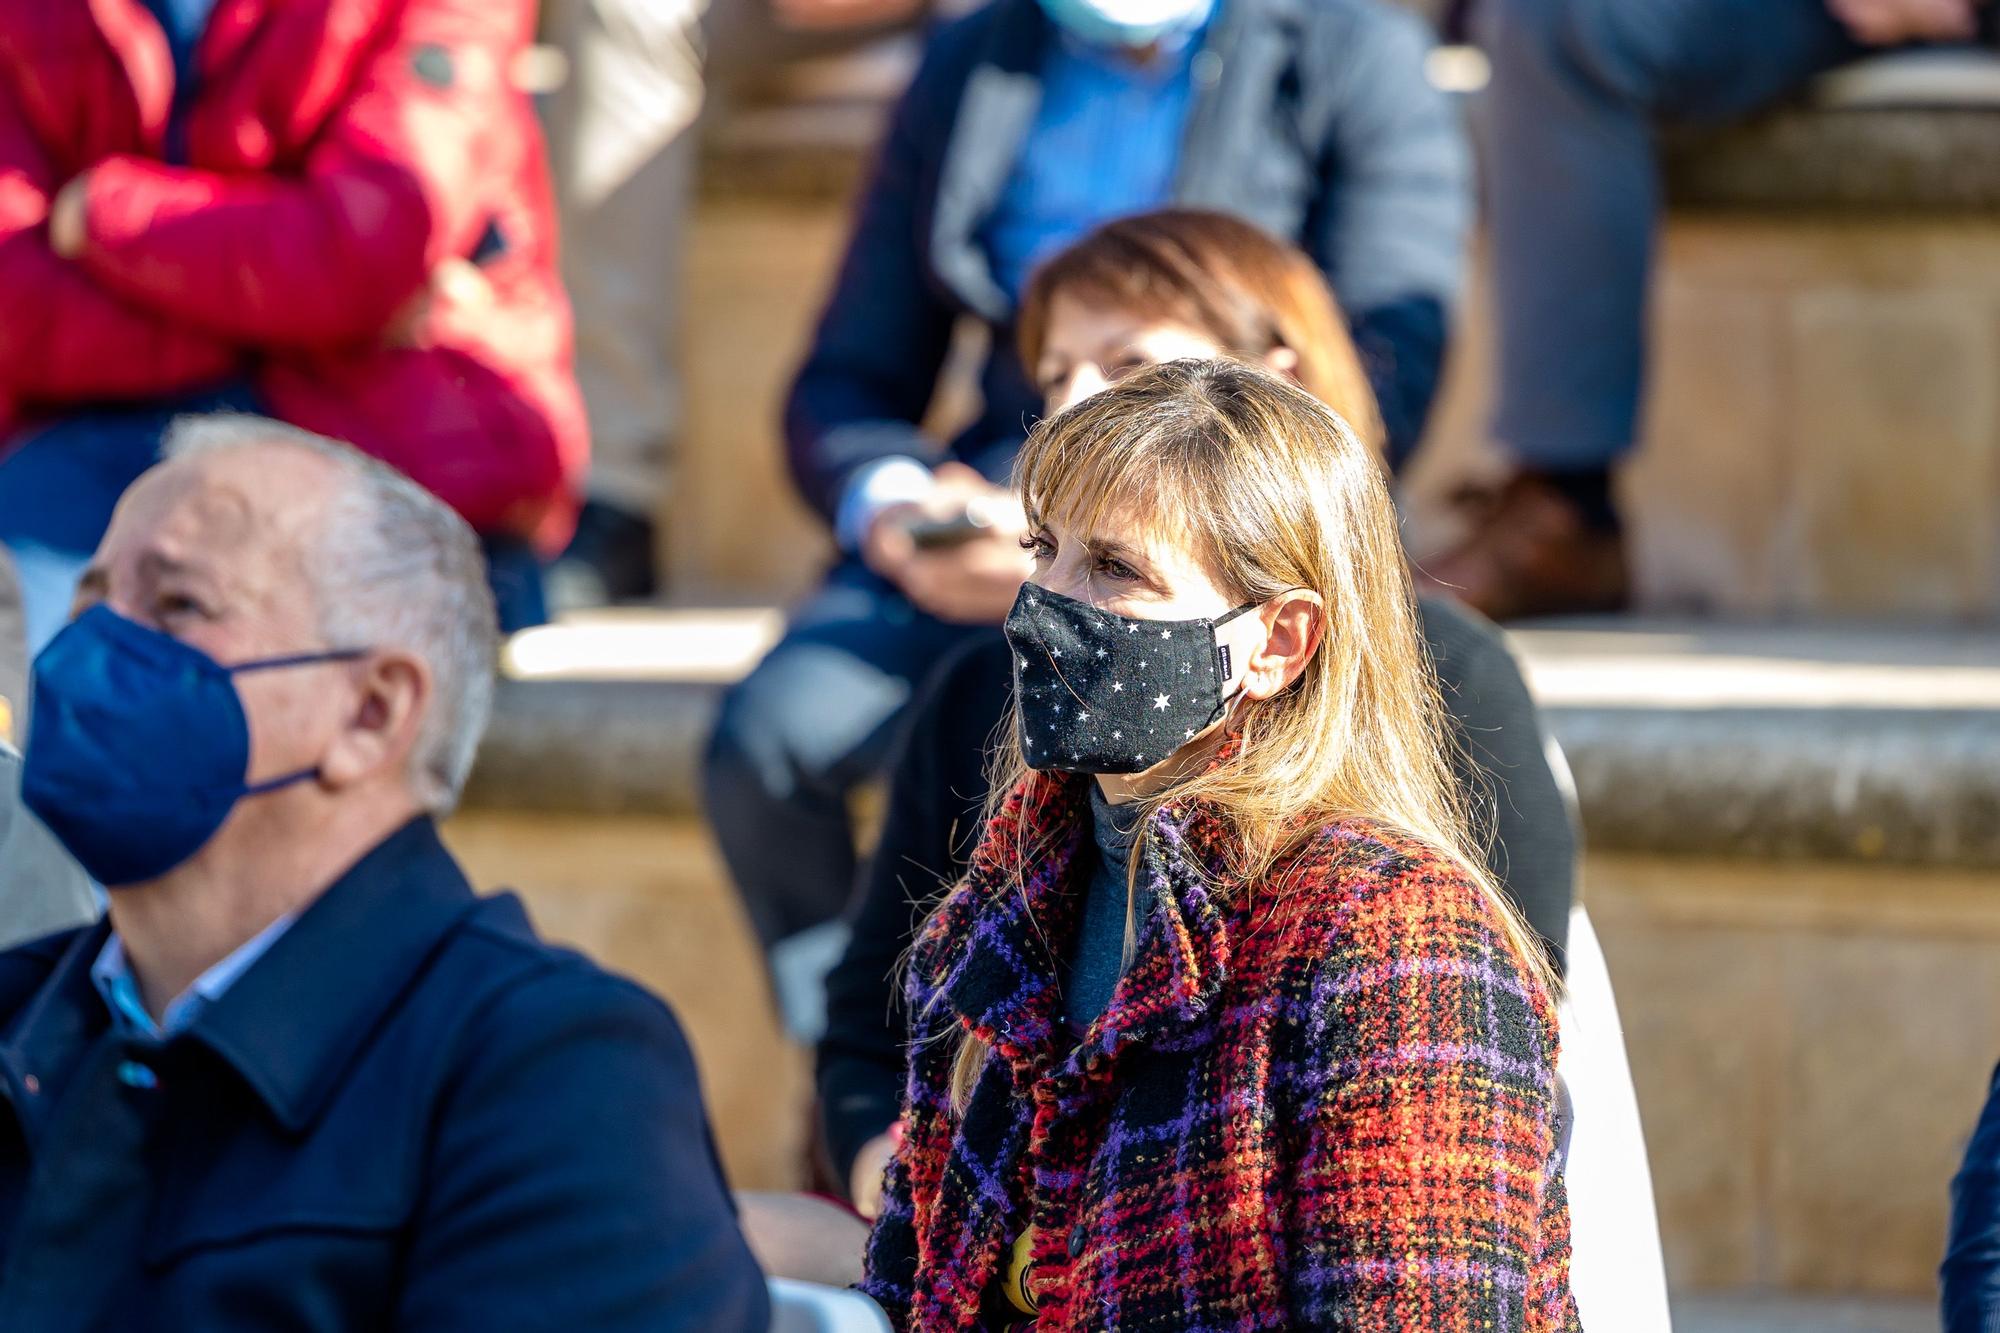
top-left (1003, 585), bottom-right (1256, 774)
top-left (862, 765), bottom-right (1581, 1332)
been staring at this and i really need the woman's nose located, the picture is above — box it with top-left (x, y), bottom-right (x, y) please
top-left (1033, 558), bottom-right (1092, 602)
top-left (1049, 363), bottom-right (1109, 415)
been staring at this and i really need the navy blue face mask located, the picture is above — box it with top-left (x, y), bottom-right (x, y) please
top-left (22, 606), bottom-right (367, 888)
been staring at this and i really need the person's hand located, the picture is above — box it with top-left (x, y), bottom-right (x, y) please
top-left (735, 1191), bottom-right (872, 1287)
top-left (383, 258), bottom-right (494, 348)
top-left (895, 520), bottom-right (1036, 625)
top-left (1825, 0), bottom-right (1981, 45)
top-left (867, 464), bottom-right (1030, 626)
top-left (48, 172), bottom-right (90, 258)
top-left (848, 1130), bottom-right (900, 1220)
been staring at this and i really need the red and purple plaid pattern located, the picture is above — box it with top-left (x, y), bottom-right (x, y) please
top-left (861, 768), bottom-right (1581, 1331)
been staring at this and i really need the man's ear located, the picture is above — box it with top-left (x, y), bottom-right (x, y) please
top-left (318, 651), bottom-right (430, 791)
top-left (1237, 590), bottom-right (1325, 702)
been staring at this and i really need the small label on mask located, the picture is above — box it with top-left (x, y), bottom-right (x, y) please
top-left (1217, 645), bottom-right (1232, 679)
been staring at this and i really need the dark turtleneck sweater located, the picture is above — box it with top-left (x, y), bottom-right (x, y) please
top-left (1063, 784), bottom-right (1152, 1030)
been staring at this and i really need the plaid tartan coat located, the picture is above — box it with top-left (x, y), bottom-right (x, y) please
top-left (860, 767), bottom-right (1582, 1332)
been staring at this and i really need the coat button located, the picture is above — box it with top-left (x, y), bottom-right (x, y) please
top-left (117, 1061), bottom-right (159, 1090)
top-left (1068, 1225), bottom-right (1087, 1259)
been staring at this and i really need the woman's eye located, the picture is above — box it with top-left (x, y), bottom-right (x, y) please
top-left (1095, 556), bottom-right (1139, 582)
top-left (157, 593), bottom-right (205, 619)
top-left (1106, 356), bottom-right (1152, 382)
top-left (1020, 533), bottom-right (1055, 560)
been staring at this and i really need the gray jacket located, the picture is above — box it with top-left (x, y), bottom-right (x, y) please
top-left (0, 745), bottom-right (96, 951)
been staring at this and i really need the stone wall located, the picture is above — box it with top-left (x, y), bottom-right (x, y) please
top-left (677, 87), bottom-right (2000, 621)
top-left (1593, 853), bottom-right (2000, 1296)
top-left (1409, 221), bottom-right (2000, 620)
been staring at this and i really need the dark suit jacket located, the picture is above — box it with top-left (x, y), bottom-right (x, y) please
top-left (0, 818), bottom-right (769, 1332)
top-left (784, 0), bottom-right (1473, 520)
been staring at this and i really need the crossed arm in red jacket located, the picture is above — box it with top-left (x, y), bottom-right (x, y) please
top-left (0, 76), bottom-right (236, 407)
top-left (0, 0), bottom-right (526, 412)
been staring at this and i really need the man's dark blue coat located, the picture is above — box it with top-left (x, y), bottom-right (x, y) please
top-left (0, 818), bottom-right (769, 1331)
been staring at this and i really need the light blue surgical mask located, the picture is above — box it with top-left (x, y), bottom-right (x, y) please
top-left (1036, 0), bottom-right (1214, 50)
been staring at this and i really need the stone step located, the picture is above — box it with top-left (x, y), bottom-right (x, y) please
top-left (468, 608), bottom-right (2000, 868)
top-left (1671, 1293), bottom-right (1934, 1333)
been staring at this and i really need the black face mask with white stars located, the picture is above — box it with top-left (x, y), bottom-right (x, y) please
top-left (1003, 584), bottom-right (1261, 775)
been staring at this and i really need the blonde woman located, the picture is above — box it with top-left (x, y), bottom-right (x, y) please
top-left (861, 360), bottom-right (1579, 1331)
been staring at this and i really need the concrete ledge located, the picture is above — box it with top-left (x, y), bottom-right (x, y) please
top-left (1665, 107), bottom-right (2000, 214)
top-left (468, 683), bottom-right (2000, 869)
top-left (462, 678), bottom-right (715, 816)
top-left (465, 613), bottom-right (2000, 870)
top-left (1551, 705), bottom-right (2000, 866)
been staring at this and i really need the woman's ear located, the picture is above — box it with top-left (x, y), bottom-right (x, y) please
top-left (1237, 590), bottom-right (1325, 702)
top-left (1263, 343), bottom-right (1302, 384)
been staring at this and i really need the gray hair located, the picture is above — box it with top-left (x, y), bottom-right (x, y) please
top-left (163, 414), bottom-right (499, 812)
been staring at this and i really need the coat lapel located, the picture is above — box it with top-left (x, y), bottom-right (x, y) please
top-left (929, 0), bottom-right (1049, 322)
top-left (907, 766), bottom-right (1248, 1326)
top-left (1057, 799), bottom-right (1236, 1083)
top-left (1172, 0), bottom-right (1302, 212)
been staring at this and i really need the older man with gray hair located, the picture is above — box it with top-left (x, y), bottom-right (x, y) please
top-left (0, 417), bottom-right (769, 1330)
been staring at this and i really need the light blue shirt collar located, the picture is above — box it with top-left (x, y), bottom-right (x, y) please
top-left (91, 910), bottom-right (299, 1040)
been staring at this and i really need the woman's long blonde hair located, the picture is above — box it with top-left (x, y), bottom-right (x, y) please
top-left (944, 359), bottom-right (1554, 1106)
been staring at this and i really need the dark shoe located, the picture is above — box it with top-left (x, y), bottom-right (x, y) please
top-left (548, 499), bottom-right (660, 609)
top-left (1414, 473), bottom-right (1629, 621)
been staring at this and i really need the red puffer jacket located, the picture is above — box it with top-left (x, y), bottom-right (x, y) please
top-left (0, 0), bottom-right (586, 550)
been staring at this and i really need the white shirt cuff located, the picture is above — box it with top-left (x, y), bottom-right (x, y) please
top-left (835, 457), bottom-right (937, 552)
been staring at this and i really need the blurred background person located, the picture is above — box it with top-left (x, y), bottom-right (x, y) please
top-left (706, 0), bottom-right (1474, 978)
top-left (0, 550), bottom-right (94, 952)
top-left (0, 0), bottom-right (586, 648)
top-left (1425, 0), bottom-right (1985, 620)
top-left (542, 0), bottom-right (937, 608)
top-left (0, 417), bottom-right (767, 1330)
top-left (1947, 1061), bottom-right (2000, 1330)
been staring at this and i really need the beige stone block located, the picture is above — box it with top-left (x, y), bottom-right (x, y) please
top-left (1770, 933), bottom-right (2000, 1294)
top-left (678, 199), bottom-right (845, 603)
top-left (1658, 220), bottom-right (2000, 299)
top-left (1588, 855), bottom-right (2000, 1299)
top-left (1588, 904), bottom-right (1779, 1290)
top-left (443, 813), bottom-right (809, 1192)
top-left (1785, 288), bottom-right (2000, 617)
top-left (1626, 277), bottom-right (1789, 615)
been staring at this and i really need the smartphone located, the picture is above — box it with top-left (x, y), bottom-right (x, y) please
top-left (906, 510), bottom-right (988, 550)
